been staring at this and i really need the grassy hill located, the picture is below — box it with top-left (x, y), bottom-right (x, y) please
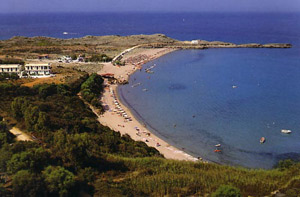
top-left (0, 34), bottom-right (177, 59)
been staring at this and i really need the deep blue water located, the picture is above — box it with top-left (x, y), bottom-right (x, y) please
top-left (1, 12), bottom-right (300, 168)
top-left (0, 12), bottom-right (299, 44)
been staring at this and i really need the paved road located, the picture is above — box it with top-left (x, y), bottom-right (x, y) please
top-left (112, 45), bottom-right (140, 63)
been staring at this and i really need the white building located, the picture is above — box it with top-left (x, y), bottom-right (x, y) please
top-left (59, 56), bottom-right (72, 63)
top-left (25, 63), bottom-right (52, 77)
top-left (0, 64), bottom-right (22, 74)
top-left (191, 40), bottom-right (199, 44)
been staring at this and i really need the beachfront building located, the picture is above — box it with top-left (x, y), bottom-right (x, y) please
top-left (25, 63), bottom-right (52, 77)
top-left (191, 40), bottom-right (199, 44)
top-left (0, 64), bottom-right (22, 75)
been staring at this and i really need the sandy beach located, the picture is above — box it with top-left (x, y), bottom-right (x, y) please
top-left (97, 47), bottom-right (199, 161)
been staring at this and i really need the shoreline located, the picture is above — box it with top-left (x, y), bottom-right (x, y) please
top-left (98, 47), bottom-right (201, 162)
top-left (117, 86), bottom-right (208, 161)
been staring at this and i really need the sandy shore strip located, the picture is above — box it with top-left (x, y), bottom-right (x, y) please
top-left (97, 47), bottom-right (200, 161)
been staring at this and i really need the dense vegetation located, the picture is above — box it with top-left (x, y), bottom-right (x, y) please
top-left (80, 73), bottom-right (105, 112)
top-left (0, 74), bottom-right (160, 196)
top-left (114, 60), bottom-right (126, 66)
top-left (0, 73), bottom-right (19, 81)
top-left (0, 58), bottom-right (25, 65)
top-left (87, 54), bottom-right (113, 62)
top-left (0, 74), bottom-right (299, 196)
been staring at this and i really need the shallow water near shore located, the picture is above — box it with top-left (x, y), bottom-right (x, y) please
top-left (119, 48), bottom-right (300, 169)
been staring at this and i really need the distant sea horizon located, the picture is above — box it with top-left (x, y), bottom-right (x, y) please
top-left (1, 12), bottom-right (300, 168)
top-left (0, 12), bottom-right (300, 43)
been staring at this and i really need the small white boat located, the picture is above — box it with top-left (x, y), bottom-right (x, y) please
top-left (142, 88), bottom-right (148, 91)
top-left (215, 144), bottom-right (221, 147)
top-left (63, 32), bottom-right (69, 35)
top-left (281, 129), bottom-right (292, 134)
top-left (232, 85), bottom-right (238, 89)
top-left (131, 82), bottom-right (141, 88)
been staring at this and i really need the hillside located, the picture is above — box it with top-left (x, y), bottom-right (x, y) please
top-left (0, 34), bottom-right (177, 59)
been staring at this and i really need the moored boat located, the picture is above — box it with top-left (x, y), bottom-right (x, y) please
top-left (146, 70), bottom-right (154, 74)
top-left (281, 129), bottom-right (292, 134)
top-left (131, 82), bottom-right (141, 88)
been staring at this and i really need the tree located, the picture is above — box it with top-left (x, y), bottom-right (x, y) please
top-left (80, 74), bottom-right (104, 110)
top-left (7, 148), bottom-right (51, 173)
top-left (52, 131), bottom-right (99, 168)
top-left (71, 54), bottom-right (77, 60)
top-left (212, 185), bottom-right (242, 197)
top-left (0, 145), bottom-right (13, 172)
top-left (7, 152), bottom-right (31, 173)
top-left (89, 54), bottom-right (112, 62)
top-left (0, 122), bottom-right (14, 147)
top-left (56, 84), bottom-right (71, 96)
top-left (12, 170), bottom-right (45, 197)
top-left (11, 97), bottom-right (30, 119)
top-left (37, 84), bottom-right (57, 99)
top-left (76, 167), bottom-right (96, 194)
top-left (34, 111), bottom-right (49, 136)
top-left (24, 105), bottom-right (40, 131)
top-left (43, 166), bottom-right (76, 197)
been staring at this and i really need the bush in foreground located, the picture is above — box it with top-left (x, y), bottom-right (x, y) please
top-left (212, 185), bottom-right (242, 197)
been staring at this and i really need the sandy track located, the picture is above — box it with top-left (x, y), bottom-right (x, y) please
top-left (9, 127), bottom-right (33, 141)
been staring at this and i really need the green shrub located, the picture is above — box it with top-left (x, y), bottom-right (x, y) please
top-left (43, 166), bottom-right (76, 196)
top-left (275, 159), bottom-right (296, 171)
top-left (71, 54), bottom-right (77, 60)
top-left (0, 58), bottom-right (25, 65)
top-left (212, 185), bottom-right (242, 197)
top-left (12, 170), bottom-right (45, 197)
top-left (80, 73), bottom-right (104, 111)
top-left (89, 54), bottom-right (112, 62)
top-left (0, 73), bottom-right (19, 81)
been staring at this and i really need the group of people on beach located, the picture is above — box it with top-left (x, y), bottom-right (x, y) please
top-left (125, 54), bottom-right (149, 66)
top-left (106, 85), bottom-right (163, 147)
top-left (110, 88), bottom-right (133, 122)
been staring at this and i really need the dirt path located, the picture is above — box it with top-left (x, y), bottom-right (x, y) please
top-left (9, 127), bottom-right (33, 141)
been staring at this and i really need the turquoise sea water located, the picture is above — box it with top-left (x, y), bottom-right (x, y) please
top-left (119, 48), bottom-right (300, 168)
top-left (1, 12), bottom-right (300, 168)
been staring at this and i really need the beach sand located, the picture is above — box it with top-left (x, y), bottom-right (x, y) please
top-left (97, 47), bottom-right (199, 161)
